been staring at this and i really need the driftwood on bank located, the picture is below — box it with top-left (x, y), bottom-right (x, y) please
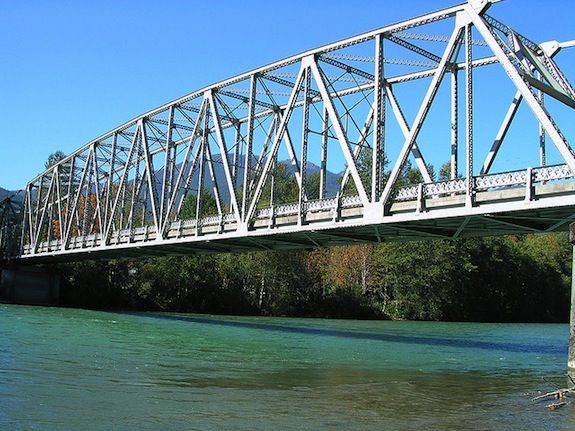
top-left (531, 384), bottom-right (575, 411)
top-left (531, 388), bottom-right (575, 402)
top-left (546, 401), bottom-right (567, 411)
top-left (531, 375), bottom-right (575, 411)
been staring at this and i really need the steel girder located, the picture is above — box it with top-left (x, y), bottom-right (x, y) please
top-left (7, 0), bottom-right (575, 261)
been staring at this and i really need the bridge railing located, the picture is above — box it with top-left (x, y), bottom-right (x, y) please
top-left (395, 163), bottom-right (574, 202)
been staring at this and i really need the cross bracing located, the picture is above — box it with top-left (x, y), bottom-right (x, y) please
top-left (5, 0), bottom-right (575, 262)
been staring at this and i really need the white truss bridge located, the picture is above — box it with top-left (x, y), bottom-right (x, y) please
top-left (4, 0), bottom-right (575, 263)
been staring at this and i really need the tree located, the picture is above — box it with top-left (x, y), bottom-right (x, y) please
top-left (340, 147), bottom-right (373, 197)
top-left (306, 172), bottom-right (322, 200)
top-left (258, 162), bottom-right (299, 207)
top-left (45, 151), bottom-right (66, 169)
top-left (180, 188), bottom-right (219, 219)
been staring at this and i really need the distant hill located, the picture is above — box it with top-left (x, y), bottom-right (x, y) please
top-left (0, 188), bottom-right (24, 203)
top-left (282, 159), bottom-right (341, 197)
top-left (0, 158), bottom-right (341, 212)
top-left (0, 187), bottom-right (12, 201)
top-left (153, 156), bottom-right (342, 204)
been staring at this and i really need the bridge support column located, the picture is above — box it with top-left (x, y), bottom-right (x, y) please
top-left (0, 266), bottom-right (60, 306)
top-left (569, 223), bottom-right (575, 372)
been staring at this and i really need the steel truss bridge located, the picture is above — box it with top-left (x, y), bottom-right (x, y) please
top-left (3, 0), bottom-right (575, 263)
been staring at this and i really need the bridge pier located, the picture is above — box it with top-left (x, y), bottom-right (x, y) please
top-left (0, 266), bottom-right (60, 306)
top-left (569, 223), bottom-right (575, 372)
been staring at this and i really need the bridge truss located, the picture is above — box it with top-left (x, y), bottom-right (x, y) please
top-left (9, 0), bottom-right (575, 262)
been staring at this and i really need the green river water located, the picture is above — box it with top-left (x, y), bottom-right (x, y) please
top-left (0, 303), bottom-right (573, 430)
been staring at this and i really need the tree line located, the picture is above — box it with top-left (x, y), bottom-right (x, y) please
top-left (58, 232), bottom-right (571, 322)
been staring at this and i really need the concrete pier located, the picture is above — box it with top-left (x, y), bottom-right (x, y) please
top-left (569, 223), bottom-right (575, 372)
top-left (0, 266), bottom-right (60, 306)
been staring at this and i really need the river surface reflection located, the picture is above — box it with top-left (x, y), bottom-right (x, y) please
top-left (1, 304), bottom-right (573, 430)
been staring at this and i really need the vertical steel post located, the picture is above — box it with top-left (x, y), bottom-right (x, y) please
top-left (160, 106), bottom-right (175, 232)
top-left (320, 107), bottom-right (328, 200)
top-left (299, 69), bottom-right (311, 225)
top-left (46, 187), bottom-right (54, 243)
top-left (195, 131), bottom-right (206, 236)
top-left (65, 156), bottom-right (76, 237)
top-left (537, 75), bottom-right (546, 167)
top-left (231, 123), bottom-right (241, 209)
top-left (451, 69), bottom-right (458, 179)
top-left (119, 182), bottom-right (127, 231)
top-left (81, 151), bottom-right (94, 236)
top-left (465, 24), bottom-right (474, 207)
top-left (21, 187), bottom-right (30, 253)
top-left (141, 121), bottom-right (160, 232)
top-left (104, 132), bottom-right (118, 233)
top-left (141, 185), bottom-right (148, 228)
top-left (372, 34), bottom-right (384, 202)
top-left (270, 159), bottom-right (276, 211)
top-left (128, 155), bottom-right (140, 231)
top-left (35, 176), bottom-right (44, 240)
top-left (242, 75), bottom-right (257, 221)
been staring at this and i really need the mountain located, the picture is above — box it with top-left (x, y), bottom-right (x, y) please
top-left (0, 188), bottom-right (10, 201)
top-left (0, 158), bottom-right (342, 216)
top-left (152, 156), bottom-right (342, 205)
top-left (0, 188), bottom-right (23, 202)
top-left (0, 187), bottom-right (14, 201)
top-left (282, 159), bottom-right (341, 198)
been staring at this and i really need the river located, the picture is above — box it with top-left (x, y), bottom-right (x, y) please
top-left (1, 303), bottom-right (573, 430)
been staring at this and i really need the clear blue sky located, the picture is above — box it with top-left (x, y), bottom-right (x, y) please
top-left (1, 0), bottom-right (574, 190)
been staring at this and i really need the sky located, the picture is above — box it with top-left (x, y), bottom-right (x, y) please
top-left (1, 0), bottom-right (574, 191)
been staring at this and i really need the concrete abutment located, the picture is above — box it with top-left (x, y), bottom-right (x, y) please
top-left (0, 266), bottom-right (60, 306)
top-left (569, 223), bottom-right (575, 372)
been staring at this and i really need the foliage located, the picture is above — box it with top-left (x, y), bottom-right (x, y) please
top-left (256, 163), bottom-right (299, 208)
top-left (45, 151), bottom-right (66, 169)
top-left (58, 232), bottom-right (572, 322)
top-left (180, 189), bottom-right (219, 219)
